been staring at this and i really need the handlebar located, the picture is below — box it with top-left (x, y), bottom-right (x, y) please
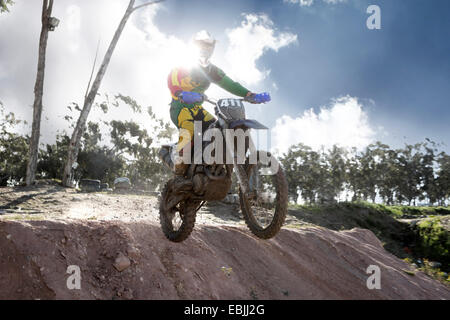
top-left (203, 93), bottom-right (270, 105)
top-left (203, 96), bottom-right (216, 105)
top-left (203, 95), bottom-right (246, 106)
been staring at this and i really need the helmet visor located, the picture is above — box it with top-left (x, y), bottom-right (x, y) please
top-left (195, 40), bottom-right (215, 61)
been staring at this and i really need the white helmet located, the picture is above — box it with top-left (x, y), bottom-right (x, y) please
top-left (193, 30), bottom-right (216, 67)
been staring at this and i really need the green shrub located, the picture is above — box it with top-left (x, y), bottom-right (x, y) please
top-left (415, 218), bottom-right (449, 270)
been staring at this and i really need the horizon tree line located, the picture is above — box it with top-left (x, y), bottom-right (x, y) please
top-left (280, 140), bottom-right (450, 206)
top-left (2, 97), bottom-right (449, 207)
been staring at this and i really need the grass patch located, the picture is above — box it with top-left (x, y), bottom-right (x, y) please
top-left (287, 201), bottom-right (450, 274)
top-left (284, 223), bottom-right (316, 230)
top-left (417, 259), bottom-right (450, 284)
top-left (287, 201), bottom-right (416, 259)
top-left (0, 214), bottom-right (46, 221)
top-left (413, 217), bottom-right (449, 271)
top-left (402, 269), bottom-right (416, 276)
top-left (288, 203), bottom-right (323, 213)
top-left (290, 201), bottom-right (450, 218)
top-left (352, 202), bottom-right (450, 218)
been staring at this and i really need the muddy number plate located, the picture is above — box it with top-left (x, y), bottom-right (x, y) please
top-left (218, 99), bottom-right (244, 108)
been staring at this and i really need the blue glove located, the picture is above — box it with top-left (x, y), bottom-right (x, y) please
top-left (178, 91), bottom-right (204, 104)
top-left (247, 92), bottom-right (271, 104)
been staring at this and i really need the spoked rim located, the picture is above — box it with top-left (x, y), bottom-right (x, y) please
top-left (238, 154), bottom-right (288, 239)
top-left (166, 202), bottom-right (185, 232)
top-left (159, 180), bottom-right (200, 242)
top-left (244, 164), bottom-right (278, 229)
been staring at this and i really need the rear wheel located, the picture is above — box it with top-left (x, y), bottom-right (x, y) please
top-left (238, 153), bottom-right (288, 239)
top-left (159, 180), bottom-right (200, 242)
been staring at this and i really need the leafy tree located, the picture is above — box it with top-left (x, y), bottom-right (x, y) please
top-left (281, 139), bottom-right (449, 206)
top-left (372, 142), bottom-right (398, 205)
top-left (346, 149), bottom-right (364, 201)
top-left (395, 143), bottom-right (427, 205)
top-left (359, 145), bottom-right (379, 202)
top-left (0, 0), bottom-right (14, 13)
top-left (280, 145), bottom-right (304, 203)
top-left (71, 94), bottom-right (174, 190)
top-left (37, 134), bottom-right (70, 180)
top-left (323, 145), bottom-right (347, 202)
top-left (435, 152), bottom-right (450, 205)
top-left (16, 92), bottom-right (174, 191)
top-left (107, 104), bottom-right (173, 189)
top-left (419, 140), bottom-right (439, 205)
top-left (281, 144), bottom-right (324, 204)
top-left (0, 102), bottom-right (28, 186)
top-left (63, 0), bottom-right (166, 187)
top-left (3, 93), bottom-right (449, 203)
top-left (26, 0), bottom-right (57, 185)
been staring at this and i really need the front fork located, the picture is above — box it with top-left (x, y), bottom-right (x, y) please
top-left (227, 135), bottom-right (257, 199)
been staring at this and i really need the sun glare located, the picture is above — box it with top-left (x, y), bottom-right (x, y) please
top-left (166, 41), bottom-right (200, 70)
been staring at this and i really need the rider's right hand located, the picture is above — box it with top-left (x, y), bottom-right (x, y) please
top-left (178, 91), bottom-right (204, 104)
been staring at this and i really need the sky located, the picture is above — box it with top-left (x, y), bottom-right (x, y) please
top-left (0, 0), bottom-right (449, 155)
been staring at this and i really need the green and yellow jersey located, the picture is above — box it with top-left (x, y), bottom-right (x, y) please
top-left (167, 64), bottom-right (250, 126)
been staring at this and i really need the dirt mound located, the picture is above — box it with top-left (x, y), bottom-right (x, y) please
top-left (1, 218), bottom-right (448, 300)
top-left (1, 185), bottom-right (448, 299)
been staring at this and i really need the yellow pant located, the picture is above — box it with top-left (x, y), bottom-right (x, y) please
top-left (176, 105), bottom-right (215, 152)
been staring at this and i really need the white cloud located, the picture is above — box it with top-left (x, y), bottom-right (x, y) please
top-left (284, 0), bottom-right (347, 6)
top-left (0, 2), bottom-right (296, 146)
top-left (66, 5), bottom-right (81, 31)
top-left (272, 96), bottom-right (378, 154)
top-left (323, 0), bottom-right (347, 4)
top-left (0, 1), bottom-right (208, 143)
top-left (224, 14), bottom-right (297, 85)
top-left (284, 0), bottom-right (314, 6)
top-left (0, 0), bottom-right (151, 141)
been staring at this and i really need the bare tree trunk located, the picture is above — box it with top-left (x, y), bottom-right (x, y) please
top-left (62, 0), bottom-right (164, 187)
top-left (26, 0), bottom-right (54, 186)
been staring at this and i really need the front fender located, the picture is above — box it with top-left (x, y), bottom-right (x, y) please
top-left (229, 119), bottom-right (268, 130)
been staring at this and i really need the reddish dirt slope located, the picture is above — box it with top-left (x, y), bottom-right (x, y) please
top-left (0, 219), bottom-right (448, 300)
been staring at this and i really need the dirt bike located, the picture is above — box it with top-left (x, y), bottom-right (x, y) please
top-left (158, 96), bottom-right (288, 242)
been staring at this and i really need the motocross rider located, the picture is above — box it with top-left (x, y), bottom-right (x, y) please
top-left (166, 30), bottom-right (271, 175)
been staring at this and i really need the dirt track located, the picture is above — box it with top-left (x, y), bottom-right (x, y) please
top-left (0, 185), bottom-right (449, 300)
top-left (0, 185), bottom-right (245, 225)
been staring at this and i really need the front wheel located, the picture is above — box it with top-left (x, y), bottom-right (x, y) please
top-left (159, 179), bottom-right (200, 242)
top-left (238, 153), bottom-right (288, 239)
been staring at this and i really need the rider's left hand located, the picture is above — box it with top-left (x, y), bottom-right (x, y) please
top-left (245, 92), bottom-right (271, 104)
